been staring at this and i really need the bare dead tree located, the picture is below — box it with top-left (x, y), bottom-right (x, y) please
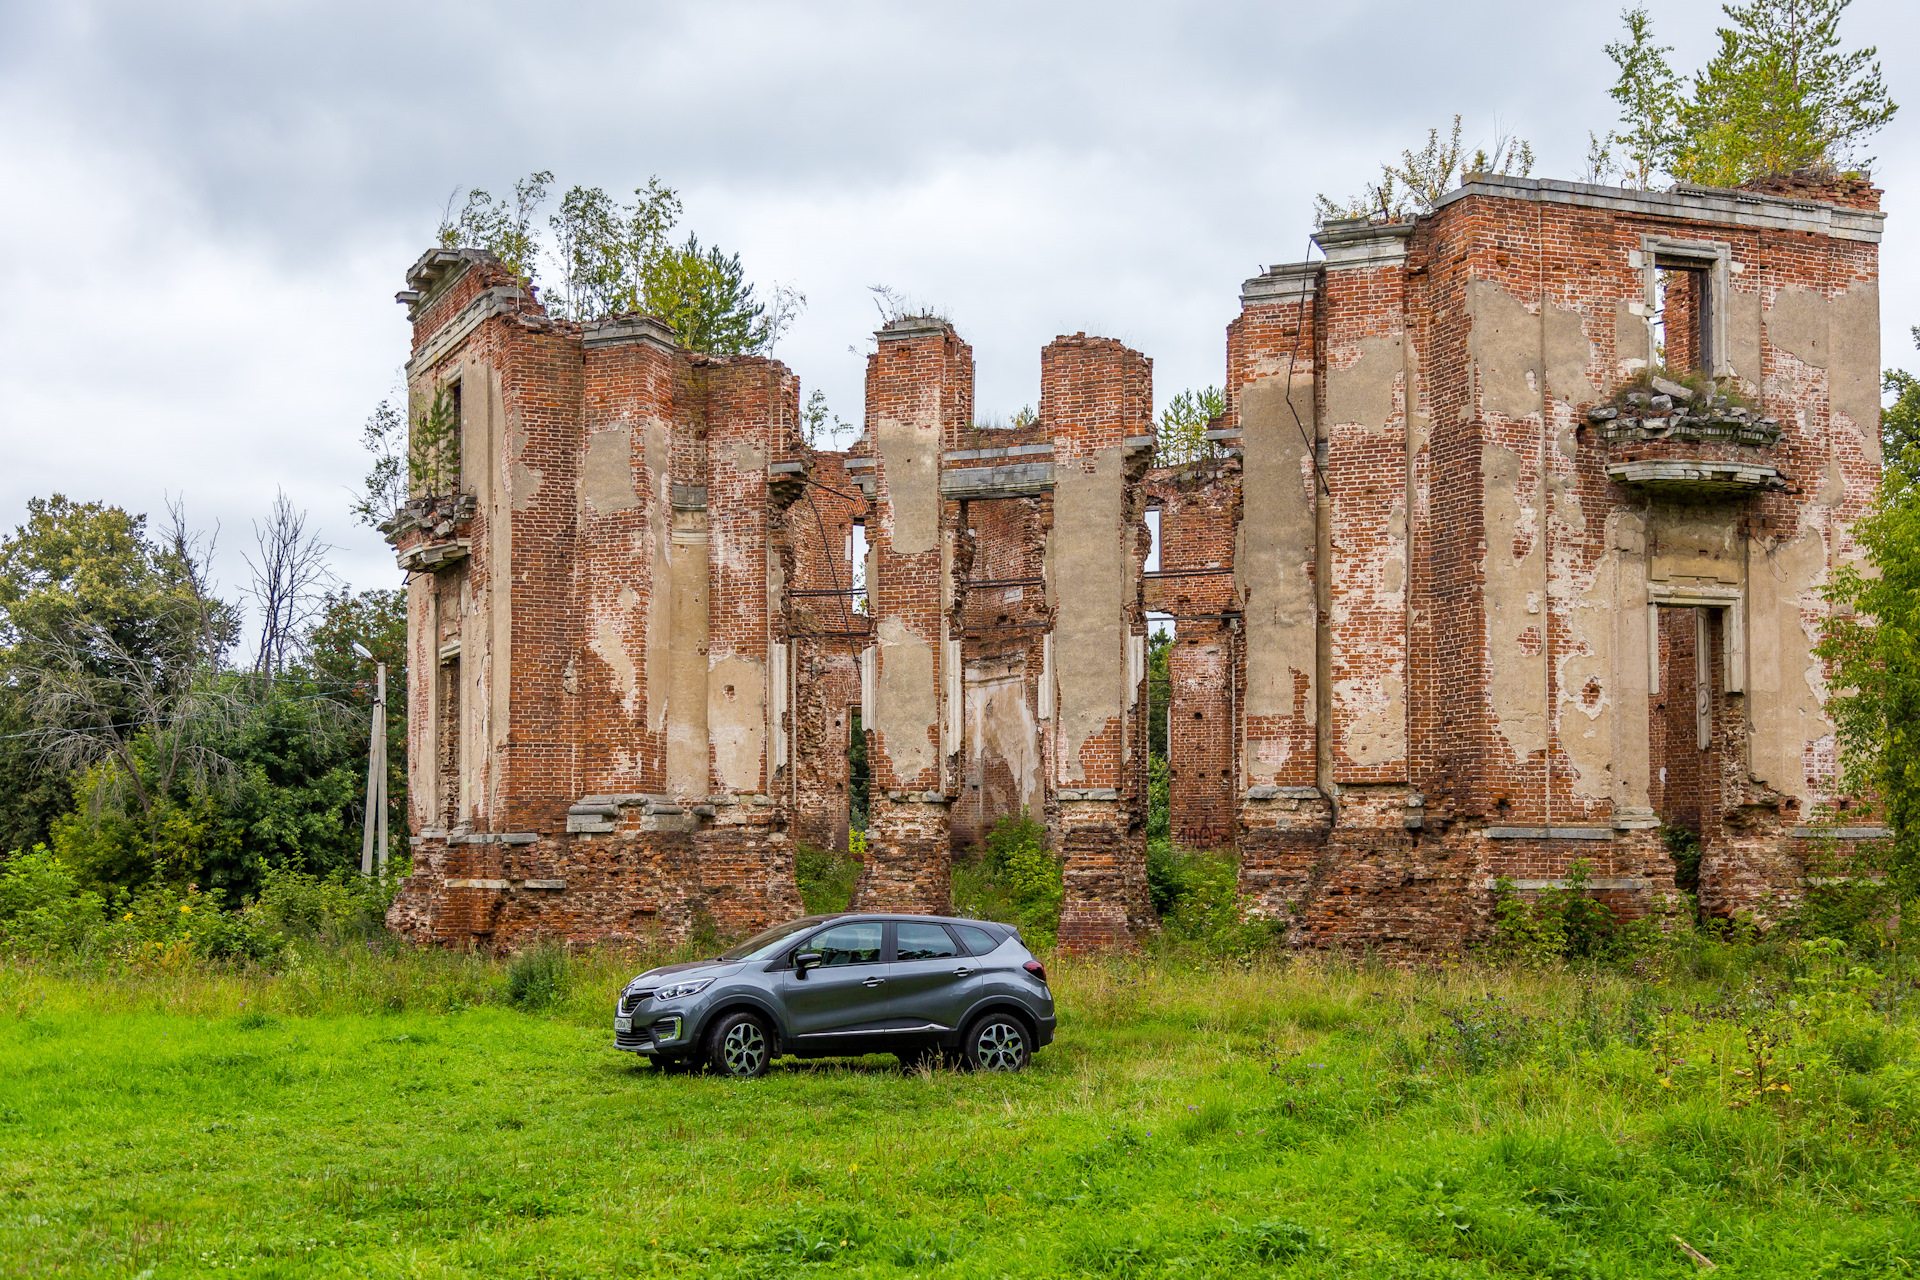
top-left (244, 490), bottom-right (338, 682)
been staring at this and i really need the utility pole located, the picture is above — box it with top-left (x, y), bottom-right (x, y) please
top-left (357, 647), bottom-right (389, 876)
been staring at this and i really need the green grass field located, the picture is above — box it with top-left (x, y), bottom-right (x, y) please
top-left (3, 944), bottom-right (1917, 1279)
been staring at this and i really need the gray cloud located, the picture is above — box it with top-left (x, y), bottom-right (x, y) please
top-left (1, 0), bottom-right (1913, 599)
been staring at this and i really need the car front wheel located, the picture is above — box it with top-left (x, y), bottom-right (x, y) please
top-left (962, 1012), bottom-right (1030, 1072)
top-left (707, 1011), bottom-right (772, 1079)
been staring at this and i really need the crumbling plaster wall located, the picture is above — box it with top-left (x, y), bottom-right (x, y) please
top-left (388, 174), bottom-right (1881, 955)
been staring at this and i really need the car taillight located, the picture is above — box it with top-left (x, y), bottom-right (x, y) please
top-left (1023, 960), bottom-right (1048, 984)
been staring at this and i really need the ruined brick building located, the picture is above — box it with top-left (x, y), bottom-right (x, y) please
top-left (385, 173), bottom-right (1886, 954)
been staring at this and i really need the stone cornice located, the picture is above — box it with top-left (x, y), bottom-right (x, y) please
top-left (1434, 174), bottom-right (1885, 243)
top-left (1312, 216), bottom-right (1417, 269)
top-left (1241, 260), bottom-right (1321, 308)
top-left (582, 314), bottom-right (679, 352)
top-left (405, 285), bottom-right (530, 375)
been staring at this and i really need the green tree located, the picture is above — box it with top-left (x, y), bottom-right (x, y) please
top-left (1679, 0), bottom-right (1896, 185)
top-left (1605, 7), bottom-right (1683, 187)
top-left (1155, 387), bottom-right (1227, 467)
top-left (645, 235), bottom-right (772, 355)
top-left (1818, 330), bottom-right (1920, 910)
top-left (348, 398), bottom-right (407, 531)
top-left (0, 497), bottom-right (223, 860)
top-left (434, 172), bottom-right (799, 356)
top-left (1606, 1), bottom-right (1897, 189)
top-left (1880, 327), bottom-right (1920, 490)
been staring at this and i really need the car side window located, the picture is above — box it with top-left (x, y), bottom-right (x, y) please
top-left (895, 922), bottom-right (959, 961)
top-left (806, 921), bottom-right (882, 966)
top-left (952, 925), bottom-right (999, 956)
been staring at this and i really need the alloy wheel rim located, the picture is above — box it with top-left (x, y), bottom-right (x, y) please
top-left (975, 1021), bottom-right (1024, 1071)
top-left (723, 1022), bottom-right (765, 1075)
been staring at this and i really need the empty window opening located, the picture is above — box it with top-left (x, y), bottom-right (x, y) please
top-left (846, 708), bottom-right (869, 835)
top-left (846, 520), bottom-right (868, 614)
top-left (437, 654), bottom-right (461, 827)
top-left (1145, 507), bottom-right (1163, 573)
top-left (1650, 604), bottom-right (1726, 892)
top-left (1639, 238), bottom-right (1730, 379)
top-left (1653, 264), bottom-right (1712, 375)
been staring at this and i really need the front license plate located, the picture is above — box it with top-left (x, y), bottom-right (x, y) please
top-left (614, 1016), bottom-right (632, 1032)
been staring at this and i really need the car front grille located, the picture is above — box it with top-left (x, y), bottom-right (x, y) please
top-left (621, 990), bottom-right (654, 1015)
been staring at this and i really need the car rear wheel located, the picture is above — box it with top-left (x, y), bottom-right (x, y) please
top-left (962, 1011), bottom-right (1030, 1073)
top-left (706, 1011), bottom-right (772, 1079)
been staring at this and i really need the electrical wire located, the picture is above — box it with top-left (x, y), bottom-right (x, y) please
top-left (1282, 233), bottom-right (1331, 497)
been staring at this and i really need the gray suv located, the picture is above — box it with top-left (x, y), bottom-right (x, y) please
top-left (613, 913), bottom-right (1056, 1077)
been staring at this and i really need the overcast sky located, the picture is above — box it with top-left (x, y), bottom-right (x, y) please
top-left (1, 0), bottom-right (1913, 612)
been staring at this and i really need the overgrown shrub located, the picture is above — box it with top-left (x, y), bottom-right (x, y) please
top-left (951, 812), bottom-right (1063, 947)
top-left (1664, 824), bottom-right (1703, 895)
top-left (793, 843), bottom-right (860, 915)
top-left (1790, 833), bottom-right (1902, 954)
top-left (0, 846), bottom-right (108, 954)
top-left (1489, 861), bottom-right (1648, 966)
top-left (1145, 843), bottom-right (1280, 961)
top-left (0, 845), bottom-right (396, 968)
top-left (504, 944), bottom-right (571, 1010)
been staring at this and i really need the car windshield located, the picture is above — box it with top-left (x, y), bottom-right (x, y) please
top-left (718, 917), bottom-right (831, 962)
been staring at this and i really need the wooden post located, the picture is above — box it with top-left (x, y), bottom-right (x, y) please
top-left (375, 663), bottom-right (389, 875)
top-left (362, 663), bottom-right (388, 876)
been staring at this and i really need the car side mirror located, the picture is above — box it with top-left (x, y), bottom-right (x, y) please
top-left (794, 951), bottom-right (823, 975)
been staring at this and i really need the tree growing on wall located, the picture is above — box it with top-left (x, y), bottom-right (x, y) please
top-left (1155, 388), bottom-right (1227, 467)
top-left (1818, 328), bottom-right (1920, 913)
top-left (436, 170), bottom-right (802, 355)
top-left (1603, 7), bottom-right (1684, 187)
top-left (348, 398), bottom-right (407, 531)
top-left (436, 171), bottom-right (553, 283)
top-left (1598, 1), bottom-right (1896, 189)
top-left (1315, 116), bottom-right (1534, 223)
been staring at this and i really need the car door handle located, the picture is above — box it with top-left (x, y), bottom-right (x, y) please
top-left (953, 967), bottom-right (974, 977)
top-left (863, 976), bottom-right (886, 988)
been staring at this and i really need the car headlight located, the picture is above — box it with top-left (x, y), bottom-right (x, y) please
top-left (654, 977), bottom-right (715, 1001)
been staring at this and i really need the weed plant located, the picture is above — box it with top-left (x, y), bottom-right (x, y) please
top-left (7, 842), bottom-right (1920, 1275)
top-left (3, 932), bottom-right (1918, 1277)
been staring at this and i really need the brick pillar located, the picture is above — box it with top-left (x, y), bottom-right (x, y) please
top-left (1042, 334), bottom-right (1154, 948)
top-left (697, 358), bottom-right (804, 932)
top-left (852, 318), bottom-right (969, 911)
top-left (1228, 263), bottom-right (1333, 913)
top-left (1316, 219), bottom-right (1423, 861)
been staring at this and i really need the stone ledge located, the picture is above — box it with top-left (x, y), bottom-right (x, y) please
top-left (943, 443), bottom-right (1052, 464)
top-left (939, 462), bottom-right (1053, 499)
top-left (1243, 785), bottom-right (1324, 801)
top-left (1793, 826), bottom-right (1891, 839)
top-left (1606, 459), bottom-right (1784, 495)
top-left (884, 790), bottom-right (950, 804)
top-left (406, 285), bottom-right (531, 372)
top-left (1058, 788), bottom-right (1121, 802)
top-left (1485, 826), bottom-right (1614, 840)
top-left (1485, 876), bottom-right (1655, 891)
